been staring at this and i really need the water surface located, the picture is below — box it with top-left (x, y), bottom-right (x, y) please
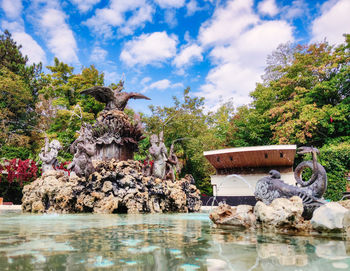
top-left (0, 211), bottom-right (350, 270)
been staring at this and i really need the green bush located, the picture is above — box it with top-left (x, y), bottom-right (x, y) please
top-left (318, 142), bottom-right (350, 201)
top-left (0, 145), bottom-right (32, 160)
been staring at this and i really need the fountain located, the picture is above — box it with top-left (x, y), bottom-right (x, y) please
top-left (21, 82), bottom-right (202, 214)
top-left (208, 145), bottom-right (350, 234)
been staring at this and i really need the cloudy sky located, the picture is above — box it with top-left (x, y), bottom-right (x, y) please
top-left (1, 0), bottom-right (349, 113)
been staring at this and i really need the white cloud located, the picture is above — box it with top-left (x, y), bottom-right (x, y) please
top-left (140, 76), bottom-right (151, 85)
top-left (142, 79), bottom-right (183, 93)
top-left (311, 0), bottom-right (350, 45)
top-left (120, 31), bottom-right (177, 66)
top-left (12, 32), bottom-right (46, 64)
top-left (70, 0), bottom-right (101, 13)
top-left (196, 0), bottom-right (294, 109)
top-left (281, 0), bottom-right (309, 20)
top-left (154, 0), bottom-right (186, 9)
top-left (164, 9), bottom-right (177, 28)
top-left (1, 0), bottom-right (22, 19)
top-left (90, 46), bottom-right (107, 62)
top-left (1, 20), bottom-right (46, 65)
top-left (39, 7), bottom-right (79, 64)
top-left (258, 0), bottom-right (279, 17)
top-left (173, 43), bottom-right (203, 68)
top-left (186, 0), bottom-right (200, 16)
top-left (103, 70), bottom-right (120, 85)
top-left (198, 0), bottom-right (259, 46)
top-left (85, 0), bottom-right (153, 38)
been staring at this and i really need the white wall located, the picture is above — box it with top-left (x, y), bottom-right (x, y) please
top-left (211, 172), bottom-right (295, 196)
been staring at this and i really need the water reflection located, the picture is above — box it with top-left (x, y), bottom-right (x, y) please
top-left (1, 211), bottom-right (350, 270)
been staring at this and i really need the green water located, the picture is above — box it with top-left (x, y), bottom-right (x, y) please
top-left (0, 211), bottom-right (350, 270)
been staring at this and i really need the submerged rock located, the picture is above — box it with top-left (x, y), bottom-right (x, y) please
top-left (22, 160), bottom-right (201, 214)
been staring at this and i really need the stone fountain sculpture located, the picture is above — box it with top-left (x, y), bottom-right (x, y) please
top-left (254, 146), bottom-right (327, 218)
top-left (38, 136), bottom-right (62, 173)
top-left (80, 81), bottom-right (150, 161)
top-left (22, 81), bottom-right (202, 214)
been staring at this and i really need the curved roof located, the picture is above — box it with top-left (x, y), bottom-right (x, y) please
top-left (204, 145), bottom-right (297, 169)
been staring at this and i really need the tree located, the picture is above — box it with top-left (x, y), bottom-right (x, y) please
top-left (0, 30), bottom-right (42, 157)
top-left (142, 88), bottom-right (227, 194)
top-left (38, 59), bottom-right (106, 157)
top-left (229, 35), bottom-right (350, 147)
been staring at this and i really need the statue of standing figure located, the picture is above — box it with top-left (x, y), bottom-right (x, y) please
top-left (148, 132), bottom-right (168, 179)
top-left (68, 124), bottom-right (96, 178)
top-left (39, 136), bottom-right (62, 173)
top-left (165, 142), bottom-right (182, 181)
top-left (148, 132), bottom-right (181, 180)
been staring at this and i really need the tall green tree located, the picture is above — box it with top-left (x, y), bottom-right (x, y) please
top-left (143, 88), bottom-right (229, 194)
top-left (0, 30), bottom-right (42, 156)
top-left (229, 35), bottom-right (350, 147)
top-left (38, 59), bottom-right (105, 156)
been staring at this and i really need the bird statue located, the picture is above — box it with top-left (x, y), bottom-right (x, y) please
top-left (80, 81), bottom-right (151, 111)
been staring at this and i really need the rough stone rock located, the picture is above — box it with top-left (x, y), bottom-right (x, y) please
top-left (311, 202), bottom-right (350, 232)
top-left (338, 200), bottom-right (350, 210)
top-left (22, 160), bottom-right (201, 214)
top-left (209, 203), bottom-right (256, 228)
top-left (254, 196), bottom-right (305, 229)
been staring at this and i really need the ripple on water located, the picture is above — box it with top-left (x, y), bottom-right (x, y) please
top-left (179, 263), bottom-right (201, 270)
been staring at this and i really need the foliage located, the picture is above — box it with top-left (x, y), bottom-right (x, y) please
top-left (230, 36), bottom-right (350, 147)
top-left (318, 142), bottom-right (350, 201)
top-left (38, 58), bottom-right (105, 156)
top-left (0, 159), bottom-right (38, 203)
top-left (0, 30), bottom-right (42, 156)
top-left (142, 88), bottom-right (231, 194)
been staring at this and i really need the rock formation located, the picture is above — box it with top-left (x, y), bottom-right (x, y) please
top-left (209, 204), bottom-right (256, 229)
top-left (23, 81), bottom-right (202, 214)
top-left (22, 159), bottom-right (201, 214)
top-left (311, 202), bottom-right (350, 232)
top-left (210, 196), bottom-right (312, 233)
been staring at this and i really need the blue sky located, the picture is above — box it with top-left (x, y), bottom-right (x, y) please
top-left (1, 0), bottom-right (349, 114)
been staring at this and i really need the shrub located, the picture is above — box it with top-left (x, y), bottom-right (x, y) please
top-left (0, 159), bottom-right (38, 204)
top-left (318, 142), bottom-right (350, 201)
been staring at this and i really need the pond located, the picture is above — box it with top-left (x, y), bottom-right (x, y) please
top-left (0, 211), bottom-right (350, 270)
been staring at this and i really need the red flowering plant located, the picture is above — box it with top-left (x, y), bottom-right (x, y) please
top-left (0, 159), bottom-right (38, 187)
top-left (53, 161), bottom-right (71, 176)
top-left (0, 159), bottom-right (39, 204)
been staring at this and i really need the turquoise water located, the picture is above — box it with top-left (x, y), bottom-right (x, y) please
top-left (1, 211), bottom-right (350, 270)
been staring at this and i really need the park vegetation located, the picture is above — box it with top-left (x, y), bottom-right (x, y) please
top-left (0, 30), bottom-right (349, 202)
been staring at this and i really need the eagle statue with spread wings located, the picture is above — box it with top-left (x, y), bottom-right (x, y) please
top-left (81, 81), bottom-right (150, 111)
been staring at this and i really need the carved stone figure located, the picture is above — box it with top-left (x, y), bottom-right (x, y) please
top-left (68, 124), bottom-right (96, 178)
top-left (80, 81), bottom-right (150, 111)
top-left (254, 146), bottom-right (327, 217)
top-left (149, 133), bottom-right (168, 179)
top-left (165, 142), bottom-right (181, 181)
top-left (39, 136), bottom-right (61, 173)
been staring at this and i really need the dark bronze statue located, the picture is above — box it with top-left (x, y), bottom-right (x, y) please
top-left (255, 147), bottom-right (327, 213)
top-left (81, 81), bottom-right (150, 111)
top-left (68, 124), bottom-right (96, 178)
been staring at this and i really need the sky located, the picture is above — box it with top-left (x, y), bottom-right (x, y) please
top-left (1, 0), bottom-right (350, 114)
